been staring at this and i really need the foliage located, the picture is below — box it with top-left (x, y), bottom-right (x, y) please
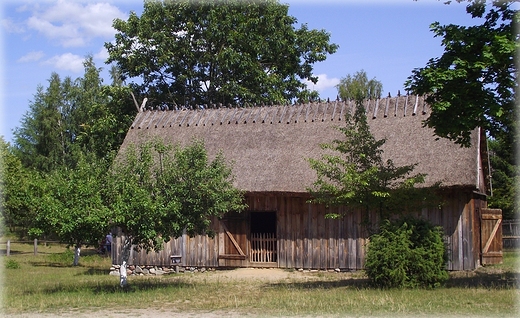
top-left (0, 137), bottom-right (41, 235)
top-left (405, 0), bottom-right (517, 147)
top-left (365, 217), bottom-right (449, 289)
top-left (5, 259), bottom-right (21, 269)
top-left (336, 70), bottom-right (383, 101)
top-left (106, 139), bottom-right (246, 252)
top-left (105, 0), bottom-right (338, 108)
top-left (27, 153), bottom-right (112, 254)
top-left (307, 103), bottom-right (431, 220)
top-left (12, 56), bottom-right (136, 171)
top-left (488, 135), bottom-right (518, 219)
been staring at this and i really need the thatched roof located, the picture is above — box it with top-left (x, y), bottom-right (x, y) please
top-left (120, 95), bottom-right (489, 194)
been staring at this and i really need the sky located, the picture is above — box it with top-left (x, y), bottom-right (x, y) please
top-left (0, 0), bottom-right (483, 143)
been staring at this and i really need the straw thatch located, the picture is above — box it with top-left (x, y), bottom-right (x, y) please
top-left (120, 95), bottom-right (489, 194)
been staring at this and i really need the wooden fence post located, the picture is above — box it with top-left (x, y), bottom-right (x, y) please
top-left (34, 239), bottom-right (38, 255)
top-left (6, 240), bottom-right (10, 256)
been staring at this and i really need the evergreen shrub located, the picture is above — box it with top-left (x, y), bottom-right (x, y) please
top-left (365, 217), bottom-right (449, 288)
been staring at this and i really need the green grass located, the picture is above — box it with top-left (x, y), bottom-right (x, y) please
top-left (1, 242), bottom-right (519, 317)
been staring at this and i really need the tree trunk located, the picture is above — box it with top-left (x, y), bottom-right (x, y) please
top-left (73, 245), bottom-right (81, 266)
top-left (119, 237), bottom-right (132, 288)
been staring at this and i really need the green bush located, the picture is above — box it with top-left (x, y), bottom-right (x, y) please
top-left (365, 217), bottom-right (449, 289)
top-left (5, 258), bottom-right (21, 269)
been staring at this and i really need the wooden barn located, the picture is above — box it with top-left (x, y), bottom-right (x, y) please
top-left (112, 95), bottom-right (502, 271)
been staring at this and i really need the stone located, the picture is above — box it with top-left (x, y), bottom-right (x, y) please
top-left (134, 266), bottom-right (143, 274)
top-left (155, 269), bottom-right (166, 275)
top-left (109, 271), bottom-right (119, 276)
top-left (142, 268), bottom-right (149, 275)
top-left (149, 268), bottom-right (156, 274)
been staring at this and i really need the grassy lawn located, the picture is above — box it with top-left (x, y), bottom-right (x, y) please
top-left (1, 241), bottom-right (519, 317)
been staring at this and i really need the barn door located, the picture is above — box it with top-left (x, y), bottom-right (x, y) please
top-left (480, 208), bottom-right (503, 265)
top-left (218, 211), bottom-right (249, 267)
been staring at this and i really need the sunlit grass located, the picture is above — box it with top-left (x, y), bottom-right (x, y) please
top-left (2, 241), bottom-right (519, 317)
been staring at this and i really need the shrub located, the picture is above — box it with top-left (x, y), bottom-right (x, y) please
top-left (365, 217), bottom-right (449, 289)
top-left (5, 259), bottom-right (21, 269)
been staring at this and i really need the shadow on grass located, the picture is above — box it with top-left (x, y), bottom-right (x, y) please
top-left (21, 275), bottom-right (194, 295)
top-left (267, 277), bottom-right (372, 290)
top-left (446, 271), bottom-right (519, 289)
top-left (29, 261), bottom-right (75, 268)
top-left (266, 272), bottom-right (519, 290)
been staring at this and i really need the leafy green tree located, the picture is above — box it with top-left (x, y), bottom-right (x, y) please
top-left (105, 0), bottom-right (338, 108)
top-left (28, 153), bottom-right (112, 266)
top-left (405, 0), bottom-right (517, 147)
top-left (336, 70), bottom-right (383, 101)
top-left (405, 0), bottom-right (518, 219)
top-left (307, 103), bottom-right (430, 222)
top-left (0, 137), bottom-right (42, 236)
top-left (488, 135), bottom-right (518, 219)
top-left (107, 139), bottom-right (246, 287)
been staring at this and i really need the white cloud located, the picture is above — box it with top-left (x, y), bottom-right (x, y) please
top-left (44, 53), bottom-right (84, 73)
top-left (25, 0), bottom-right (127, 47)
top-left (93, 46), bottom-right (109, 62)
top-left (17, 51), bottom-right (45, 63)
top-left (304, 74), bottom-right (340, 92)
top-left (1, 18), bottom-right (25, 33)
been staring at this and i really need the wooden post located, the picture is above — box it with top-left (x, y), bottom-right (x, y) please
top-left (6, 240), bottom-right (10, 256)
top-left (34, 238), bottom-right (38, 255)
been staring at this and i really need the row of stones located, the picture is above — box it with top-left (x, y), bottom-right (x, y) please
top-left (109, 264), bottom-right (217, 276)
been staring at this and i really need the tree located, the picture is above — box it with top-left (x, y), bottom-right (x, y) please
top-left (336, 70), bottom-right (383, 101)
top-left (405, 0), bottom-right (518, 219)
top-left (307, 102), bottom-right (432, 222)
top-left (0, 137), bottom-right (43, 235)
top-left (405, 0), bottom-right (517, 147)
top-left (13, 73), bottom-right (73, 172)
top-left (488, 135), bottom-right (518, 219)
top-left (28, 153), bottom-right (112, 266)
top-left (105, 0), bottom-right (338, 108)
top-left (106, 139), bottom-right (246, 287)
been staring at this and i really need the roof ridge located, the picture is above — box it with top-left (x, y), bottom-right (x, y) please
top-left (131, 95), bottom-right (428, 130)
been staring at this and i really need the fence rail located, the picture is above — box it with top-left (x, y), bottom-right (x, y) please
top-left (502, 219), bottom-right (519, 249)
top-left (0, 239), bottom-right (61, 256)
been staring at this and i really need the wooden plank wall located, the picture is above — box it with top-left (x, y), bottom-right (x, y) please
top-left (112, 189), bottom-right (481, 271)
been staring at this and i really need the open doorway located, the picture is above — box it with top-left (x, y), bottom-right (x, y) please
top-left (250, 211), bottom-right (277, 263)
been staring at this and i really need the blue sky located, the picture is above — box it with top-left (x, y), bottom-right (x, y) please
top-left (1, 0), bottom-right (480, 143)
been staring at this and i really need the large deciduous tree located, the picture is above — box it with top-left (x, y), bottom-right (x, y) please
top-left (336, 70), bottom-right (383, 101)
top-left (405, 0), bottom-right (517, 146)
top-left (28, 154), bottom-right (112, 266)
top-left (0, 138), bottom-right (40, 235)
top-left (107, 139), bottom-right (246, 287)
top-left (405, 0), bottom-right (518, 219)
top-left (105, 0), bottom-right (338, 108)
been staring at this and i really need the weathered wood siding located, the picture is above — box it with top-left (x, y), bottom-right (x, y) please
top-left (112, 189), bottom-right (484, 271)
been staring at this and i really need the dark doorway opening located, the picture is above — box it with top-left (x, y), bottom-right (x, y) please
top-left (251, 211), bottom-right (276, 233)
top-left (250, 211), bottom-right (277, 263)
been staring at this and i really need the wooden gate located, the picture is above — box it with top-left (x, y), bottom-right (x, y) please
top-left (480, 208), bottom-right (503, 265)
top-left (250, 233), bottom-right (277, 264)
top-left (218, 211), bottom-right (249, 267)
